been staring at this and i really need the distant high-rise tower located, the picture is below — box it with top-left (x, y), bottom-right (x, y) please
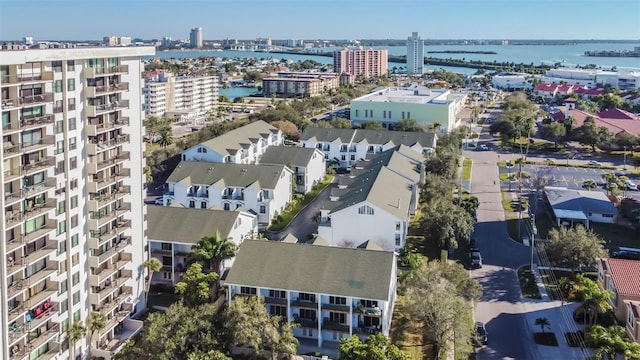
top-left (190, 27), bottom-right (203, 48)
top-left (333, 48), bottom-right (388, 78)
top-left (406, 32), bottom-right (424, 74)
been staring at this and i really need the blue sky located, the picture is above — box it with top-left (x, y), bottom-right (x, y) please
top-left (1, 0), bottom-right (639, 41)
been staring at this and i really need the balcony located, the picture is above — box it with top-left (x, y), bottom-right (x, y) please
top-left (19, 93), bottom-right (54, 107)
top-left (21, 156), bottom-right (54, 175)
top-left (8, 279), bottom-right (27, 299)
top-left (354, 305), bottom-right (382, 317)
top-left (90, 283), bottom-right (119, 305)
top-left (8, 303), bottom-right (26, 323)
top-left (292, 315), bottom-right (318, 329)
top-left (88, 186), bottom-right (130, 212)
top-left (88, 152), bottom-right (131, 174)
top-left (5, 208), bottom-right (22, 228)
top-left (23, 199), bottom-right (56, 221)
top-left (20, 114), bottom-right (54, 130)
top-left (88, 169), bottom-right (131, 193)
top-left (89, 266), bottom-right (118, 287)
top-left (3, 141), bottom-right (20, 157)
top-left (264, 296), bottom-right (288, 306)
top-left (89, 246), bottom-right (119, 268)
top-left (24, 240), bottom-right (57, 263)
top-left (115, 250), bottom-right (132, 270)
top-left (3, 116), bottom-right (20, 134)
top-left (92, 318), bottom-right (142, 360)
top-left (7, 257), bottom-right (26, 276)
top-left (85, 100), bottom-right (130, 117)
top-left (0, 71), bottom-right (54, 86)
top-left (22, 178), bottom-right (57, 198)
top-left (85, 115), bottom-right (130, 135)
top-left (25, 262), bottom-right (58, 287)
top-left (222, 193), bottom-right (244, 200)
top-left (85, 82), bottom-right (130, 97)
top-left (27, 302), bottom-right (58, 331)
top-left (291, 298), bottom-right (318, 309)
top-left (26, 289), bottom-right (56, 309)
top-left (22, 221), bottom-right (56, 243)
top-left (322, 319), bottom-right (350, 333)
top-left (27, 322), bottom-right (59, 351)
top-left (321, 303), bottom-right (351, 313)
top-left (116, 269), bottom-right (133, 284)
top-left (21, 135), bottom-right (55, 154)
top-left (84, 65), bottom-right (129, 78)
top-left (87, 134), bottom-right (130, 155)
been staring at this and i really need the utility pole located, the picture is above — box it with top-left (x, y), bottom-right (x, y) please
top-left (624, 146), bottom-right (627, 170)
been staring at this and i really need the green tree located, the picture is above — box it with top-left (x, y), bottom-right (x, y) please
top-left (271, 120), bottom-right (300, 140)
top-left (143, 258), bottom-right (162, 302)
top-left (615, 132), bottom-right (638, 150)
top-left (424, 151), bottom-right (458, 179)
top-left (541, 122), bottom-right (567, 148)
top-left (224, 296), bottom-right (299, 360)
top-left (190, 232), bottom-right (237, 274)
top-left (87, 311), bottom-right (108, 357)
top-left (393, 119), bottom-right (422, 132)
top-left (339, 333), bottom-right (409, 360)
top-left (158, 129), bottom-right (174, 148)
top-left (576, 116), bottom-right (614, 152)
top-left (534, 317), bottom-right (550, 333)
top-left (361, 121), bottom-right (384, 130)
top-left (544, 226), bottom-right (608, 270)
top-left (186, 350), bottom-right (232, 360)
top-left (577, 99), bottom-right (601, 114)
top-left (66, 321), bottom-right (86, 360)
top-left (420, 201), bottom-right (474, 249)
top-left (586, 325), bottom-right (640, 360)
top-left (143, 116), bottom-right (170, 143)
top-left (175, 263), bottom-right (218, 307)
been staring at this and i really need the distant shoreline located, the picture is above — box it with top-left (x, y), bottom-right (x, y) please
top-left (427, 50), bottom-right (497, 54)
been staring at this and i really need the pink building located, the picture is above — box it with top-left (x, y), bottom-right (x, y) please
top-left (333, 49), bottom-right (388, 78)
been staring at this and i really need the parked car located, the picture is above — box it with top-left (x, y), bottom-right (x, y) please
top-left (587, 160), bottom-right (602, 166)
top-left (475, 322), bottom-right (488, 345)
top-left (612, 250), bottom-right (640, 260)
top-left (469, 250), bottom-right (483, 269)
top-left (478, 144), bottom-right (489, 151)
top-left (625, 180), bottom-right (638, 191)
top-left (154, 198), bottom-right (164, 205)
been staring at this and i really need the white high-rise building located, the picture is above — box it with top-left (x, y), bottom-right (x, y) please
top-left (22, 37), bottom-right (33, 46)
top-left (143, 70), bottom-right (218, 119)
top-left (406, 32), bottom-right (424, 75)
top-left (189, 27), bottom-right (203, 49)
top-left (1, 46), bottom-right (154, 360)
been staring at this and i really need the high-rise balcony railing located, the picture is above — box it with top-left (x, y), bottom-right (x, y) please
top-left (85, 116), bottom-right (130, 136)
top-left (85, 100), bottom-right (129, 117)
top-left (85, 82), bottom-right (129, 97)
top-left (84, 65), bottom-right (129, 78)
top-left (0, 71), bottom-right (54, 86)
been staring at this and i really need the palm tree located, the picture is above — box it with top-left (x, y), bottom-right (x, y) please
top-left (143, 258), bottom-right (163, 303)
top-left (534, 317), bottom-right (550, 333)
top-left (158, 129), bottom-right (173, 148)
top-left (432, 122), bottom-right (442, 132)
top-left (86, 311), bottom-right (107, 357)
top-left (583, 287), bottom-right (613, 326)
top-left (515, 157), bottom-right (526, 181)
top-left (190, 232), bottom-right (237, 274)
top-left (66, 321), bottom-right (86, 360)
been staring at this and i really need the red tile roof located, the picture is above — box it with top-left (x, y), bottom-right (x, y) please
top-left (569, 109), bottom-right (640, 135)
top-left (551, 112), bottom-right (566, 122)
top-left (605, 258), bottom-right (640, 296)
top-left (575, 87), bottom-right (605, 96)
top-left (535, 83), bottom-right (557, 92)
top-left (599, 108), bottom-right (638, 120)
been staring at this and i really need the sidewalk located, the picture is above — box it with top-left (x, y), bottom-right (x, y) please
top-left (521, 265), bottom-right (592, 359)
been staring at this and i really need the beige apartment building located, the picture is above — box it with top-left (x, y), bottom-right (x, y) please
top-left (1, 46), bottom-right (152, 360)
top-left (262, 72), bottom-right (341, 98)
top-left (143, 70), bottom-right (218, 120)
top-left (333, 49), bottom-right (388, 78)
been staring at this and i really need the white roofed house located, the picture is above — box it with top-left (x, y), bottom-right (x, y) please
top-left (224, 240), bottom-right (398, 349)
top-left (317, 146), bottom-right (424, 251)
top-left (162, 161), bottom-right (293, 226)
top-left (259, 145), bottom-right (326, 194)
top-left (299, 127), bottom-right (436, 169)
top-left (180, 120), bottom-right (283, 164)
top-left (543, 186), bottom-right (618, 229)
top-left (146, 206), bottom-right (257, 285)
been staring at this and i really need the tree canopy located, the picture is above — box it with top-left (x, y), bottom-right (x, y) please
top-left (339, 333), bottom-right (409, 360)
top-left (544, 226), bottom-right (608, 270)
top-left (175, 263), bottom-right (218, 307)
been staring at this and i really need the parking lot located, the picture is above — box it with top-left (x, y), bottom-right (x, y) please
top-left (499, 164), bottom-right (640, 192)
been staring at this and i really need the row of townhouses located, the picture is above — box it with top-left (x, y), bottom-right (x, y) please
top-left (2, 47), bottom-right (152, 360)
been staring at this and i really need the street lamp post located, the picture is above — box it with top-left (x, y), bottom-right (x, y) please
top-left (624, 146), bottom-right (627, 170)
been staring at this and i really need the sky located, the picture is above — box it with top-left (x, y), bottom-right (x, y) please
top-left (1, 0), bottom-right (639, 41)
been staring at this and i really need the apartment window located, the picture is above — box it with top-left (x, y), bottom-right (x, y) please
top-left (163, 272), bottom-right (172, 280)
top-left (368, 145), bottom-right (375, 153)
top-left (70, 215), bottom-right (78, 228)
top-left (67, 79), bottom-right (75, 91)
top-left (69, 156), bottom-right (77, 170)
top-left (299, 309), bottom-right (316, 320)
top-left (56, 200), bottom-right (66, 216)
top-left (59, 300), bottom-right (68, 315)
top-left (72, 291), bottom-right (80, 305)
top-left (189, 200), bottom-right (195, 208)
top-left (68, 116), bottom-right (76, 130)
top-left (330, 312), bottom-right (346, 324)
top-left (54, 99), bottom-right (63, 113)
top-left (55, 140), bottom-right (64, 155)
top-left (299, 293), bottom-right (315, 302)
top-left (72, 253), bottom-right (79, 266)
top-left (70, 195), bottom-right (78, 209)
top-left (58, 240), bottom-right (66, 256)
top-left (224, 203), bottom-right (230, 211)
top-left (383, 110), bottom-right (387, 119)
top-left (407, 112), bottom-right (411, 119)
top-left (55, 120), bottom-right (64, 134)
top-left (59, 261), bottom-right (67, 274)
top-left (360, 300), bottom-right (378, 308)
top-left (358, 205), bottom-right (374, 215)
top-left (73, 310), bottom-right (80, 322)
top-left (200, 201), bottom-right (207, 209)
top-left (72, 272), bottom-right (80, 286)
top-left (59, 279), bottom-right (68, 294)
top-left (269, 305), bottom-right (287, 317)
top-left (364, 110), bottom-right (368, 117)
top-left (329, 296), bottom-right (346, 305)
top-left (57, 220), bottom-right (66, 235)
top-left (71, 234), bottom-right (78, 247)
top-left (369, 110), bottom-right (373, 118)
top-left (401, 111), bottom-right (405, 120)
top-left (260, 205), bottom-right (266, 214)
top-left (53, 80), bottom-right (63, 93)
top-left (52, 61), bottom-right (63, 72)
top-left (350, 155), bottom-right (356, 161)
top-left (70, 179), bottom-right (78, 189)
top-left (341, 155), bottom-right (346, 161)
top-left (388, 111), bottom-right (392, 118)
top-left (161, 243), bottom-right (172, 251)
top-left (395, 234), bottom-right (401, 247)
top-left (69, 137), bottom-right (76, 150)
top-left (269, 290), bottom-right (285, 299)
top-left (340, 144), bottom-right (347, 152)
top-left (66, 60), bottom-right (74, 71)
top-left (240, 286), bottom-right (256, 295)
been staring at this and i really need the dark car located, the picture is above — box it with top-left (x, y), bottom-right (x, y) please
top-left (469, 250), bottom-right (483, 269)
top-left (475, 322), bottom-right (488, 345)
top-left (612, 250), bottom-right (640, 260)
top-left (469, 237), bottom-right (478, 249)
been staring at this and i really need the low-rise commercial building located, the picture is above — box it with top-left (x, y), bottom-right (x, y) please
top-left (541, 68), bottom-right (640, 90)
top-left (349, 86), bottom-right (467, 132)
top-left (224, 240), bottom-right (397, 348)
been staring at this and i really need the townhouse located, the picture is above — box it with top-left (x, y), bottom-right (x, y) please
top-left (180, 120), bottom-right (283, 164)
top-left (598, 258), bottom-right (640, 322)
top-left (224, 240), bottom-right (397, 348)
top-left (299, 127), bottom-right (436, 169)
top-left (146, 206), bottom-right (256, 285)
top-left (161, 161), bottom-right (293, 226)
top-left (626, 301), bottom-right (640, 344)
top-left (259, 146), bottom-right (326, 194)
top-left (317, 146), bottom-right (424, 251)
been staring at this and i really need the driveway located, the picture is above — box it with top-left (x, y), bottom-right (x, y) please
top-left (264, 177), bottom-right (337, 241)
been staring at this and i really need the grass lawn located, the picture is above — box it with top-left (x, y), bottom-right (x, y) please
top-left (533, 332), bottom-right (559, 346)
top-left (591, 223), bottom-right (640, 249)
top-left (518, 266), bottom-right (542, 299)
top-left (539, 269), bottom-right (573, 301)
top-left (462, 158), bottom-right (473, 181)
top-left (499, 173), bottom-right (512, 183)
top-left (405, 235), bottom-right (442, 262)
top-left (267, 175), bottom-right (334, 231)
top-left (390, 296), bottom-right (431, 360)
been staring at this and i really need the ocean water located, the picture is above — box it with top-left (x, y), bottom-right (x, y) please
top-left (219, 86), bottom-right (260, 100)
top-left (148, 42), bottom-right (640, 74)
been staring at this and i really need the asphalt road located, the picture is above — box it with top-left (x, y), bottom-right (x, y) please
top-left (465, 148), bottom-right (536, 360)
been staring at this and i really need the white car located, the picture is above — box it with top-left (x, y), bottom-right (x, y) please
top-left (625, 180), bottom-right (638, 191)
top-left (154, 198), bottom-right (164, 205)
top-left (587, 160), bottom-right (602, 166)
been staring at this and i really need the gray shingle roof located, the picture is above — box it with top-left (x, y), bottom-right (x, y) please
top-left (300, 127), bottom-right (437, 149)
top-left (194, 120), bottom-right (280, 157)
top-left (166, 161), bottom-right (289, 189)
top-left (147, 206), bottom-right (243, 244)
top-left (544, 186), bottom-right (617, 214)
top-left (259, 146), bottom-right (319, 168)
top-left (224, 240), bottom-right (395, 300)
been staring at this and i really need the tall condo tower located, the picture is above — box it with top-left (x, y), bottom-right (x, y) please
top-left (190, 27), bottom-right (203, 49)
top-left (406, 32), bottom-right (424, 74)
top-left (1, 46), bottom-right (154, 360)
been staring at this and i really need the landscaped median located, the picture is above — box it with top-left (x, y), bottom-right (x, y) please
top-left (517, 265), bottom-right (542, 299)
top-left (462, 158), bottom-right (472, 181)
top-left (267, 175), bottom-right (334, 232)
